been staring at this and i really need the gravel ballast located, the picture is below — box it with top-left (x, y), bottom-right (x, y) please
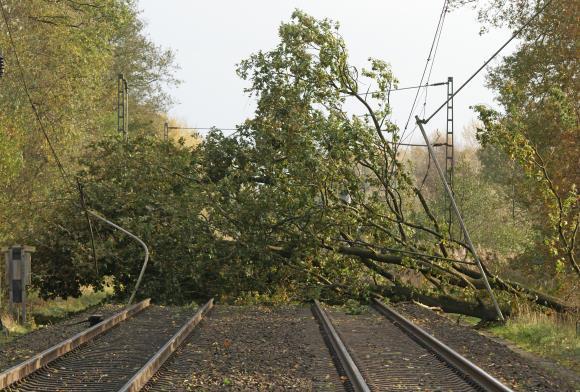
top-left (393, 302), bottom-right (579, 392)
top-left (0, 303), bottom-right (121, 371)
top-left (146, 305), bottom-right (346, 391)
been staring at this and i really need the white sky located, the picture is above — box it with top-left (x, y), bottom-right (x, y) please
top-left (138, 1), bottom-right (513, 145)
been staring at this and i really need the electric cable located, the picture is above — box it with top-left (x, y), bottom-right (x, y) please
top-left (422, 4), bottom-right (447, 118)
top-left (168, 127), bottom-right (238, 131)
top-left (1, 1), bottom-right (100, 269)
top-left (340, 81), bottom-right (447, 99)
top-left (394, 0), bottom-right (449, 173)
top-left (401, 0), bottom-right (448, 135)
top-left (422, 0), bottom-right (555, 124)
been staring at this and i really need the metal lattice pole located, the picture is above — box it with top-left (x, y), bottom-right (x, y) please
top-left (445, 76), bottom-right (454, 237)
top-left (416, 116), bottom-right (504, 321)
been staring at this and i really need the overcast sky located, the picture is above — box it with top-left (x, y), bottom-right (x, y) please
top-left (138, 1), bottom-right (513, 145)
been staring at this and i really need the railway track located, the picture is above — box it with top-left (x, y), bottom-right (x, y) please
top-left (0, 299), bottom-right (213, 392)
top-left (312, 299), bottom-right (513, 392)
top-left (0, 298), bottom-right (513, 391)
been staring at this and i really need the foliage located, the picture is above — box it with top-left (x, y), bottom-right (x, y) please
top-left (461, 0), bottom-right (579, 281)
top-left (475, 106), bottom-right (579, 277)
top-left (30, 285), bottom-right (112, 323)
top-left (343, 299), bottom-right (367, 315)
top-left (30, 136), bottom-right (205, 303)
top-left (5, 6), bottom-right (575, 320)
top-left (410, 146), bottom-right (535, 256)
top-left (0, 0), bottom-right (177, 246)
top-left (191, 10), bottom-right (563, 318)
top-left (0, 285), bottom-right (110, 344)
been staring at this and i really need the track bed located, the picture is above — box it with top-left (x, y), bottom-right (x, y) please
top-left (145, 306), bottom-right (346, 391)
top-left (327, 307), bottom-right (479, 391)
top-left (5, 306), bottom-right (193, 392)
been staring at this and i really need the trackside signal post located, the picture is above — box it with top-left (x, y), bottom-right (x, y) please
top-left (2, 245), bottom-right (35, 323)
top-left (0, 50), bottom-right (5, 78)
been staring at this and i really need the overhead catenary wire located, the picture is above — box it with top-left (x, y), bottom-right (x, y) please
top-left (412, 0), bottom-right (556, 322)
top-left (0, 2), bottom-right (100, 265)
top-left (340, 81), bottom-right (447, 99)
top-left (165, 126), bottom-right (243, 141)
top-left (422, 3), bottom-right (448, 117)
top-left (422, 0), bottom-right (555, 124)
top-left (401, 0), bottom-right (449, 134)
top-left (416, 117), bottom-right (505, 320)
top-left (394, 0), bottom-right (449, 171)
top-left (87, 210), bottom-right (149, 306)
top-left (168, 126), bottom-right (238, 131)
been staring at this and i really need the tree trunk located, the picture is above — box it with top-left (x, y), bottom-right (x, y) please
top-left (336, 245), bottom-right (577, 314)
top-left (376, 282), bottom-right (509, 320)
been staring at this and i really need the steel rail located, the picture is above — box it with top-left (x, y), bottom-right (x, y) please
top-left (372, 298), bottom-right (513, 392)
top-left (0, 299), bottom-right (151, 389)
top-left (118, 298), bottom-right (214, 392)
top-left (312, 300), bottom-right (371, 392)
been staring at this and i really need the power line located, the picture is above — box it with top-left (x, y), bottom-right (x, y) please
top-left (387, 141), bottom-right (446, 148)
top-left (402, 0), bottom-right (449, 133)
top-left (422, 3), bottom-right (448, 117)
top-left (168, 126), bottom-right (238, 131)
top-left (340, 81), bottom-right (447, 98)
top-left (394, 0), bottom-right (449, 174)
top-left (0, 1), bottom-right (106, 287)
top-left (422, 0), bottom-right (555, 124)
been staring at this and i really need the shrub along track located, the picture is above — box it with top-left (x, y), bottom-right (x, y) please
top-left (0, 304), bottom-right (122, 372)
top-left (3, 305), bottom-right (194, 392)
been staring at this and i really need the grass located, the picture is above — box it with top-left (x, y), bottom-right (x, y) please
top-left (30, 285), bottom-right (113, 321)
top-left (445, 304), bottom-right (579, 373)
top-left (0, 284), bottom-right (113, 345)
top-left (486, 306), bottom-right (579, 373)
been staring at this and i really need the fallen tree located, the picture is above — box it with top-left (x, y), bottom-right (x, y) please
top-left (30, 11), bottom-right (576, 318)
top-left (194, 11), bottom-right (577, 319)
